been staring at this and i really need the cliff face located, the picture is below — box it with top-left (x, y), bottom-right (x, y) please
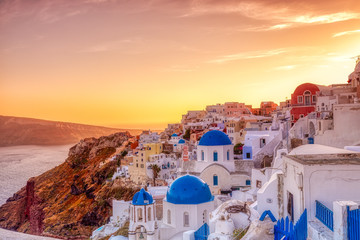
top-left (0, 115), bottom-right (143, 146)
top-left (0, 132), bottom-right (139, 239)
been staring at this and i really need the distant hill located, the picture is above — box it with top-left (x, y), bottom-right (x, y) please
top-left (0, 115), bottom-right (144, 147)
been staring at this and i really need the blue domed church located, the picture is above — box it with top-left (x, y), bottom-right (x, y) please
top-left (181, 130), bottom-right (251, 194)
top-left (129, 175), bottom-right (215, 240)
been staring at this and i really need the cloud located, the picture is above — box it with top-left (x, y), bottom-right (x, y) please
top-left (333, 29), bottom-right (360, 37)
top-left (273, 65), bottom-right (297, 71)
top-left (208, 48), bottom-right (289, 64)
top-left (180, 1), bottom-right (360, 31)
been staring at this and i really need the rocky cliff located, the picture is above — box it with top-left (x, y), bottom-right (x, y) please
top-left (0, 115), bottom-right (143, 146)
top-left (0, 132), bottom-right (139, 239)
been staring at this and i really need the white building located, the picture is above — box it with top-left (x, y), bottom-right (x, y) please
top-left (181, 130), bottom-right (252, 194)
top-left (256, 144), bottom-right (360, 227)
top-left (146, 153), bottom-right (179, 182)
top-left (139, 131), bottom-right (160, 144)
top-left (161, 175), bottom-right (215, 240)
top-left (126, 175), bottom-right (215, 240)
top-left (128, 189), bottom-right (158, 240)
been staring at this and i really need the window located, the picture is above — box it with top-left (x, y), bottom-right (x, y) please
top-left (246, 180), bottom-right (251, 186)
top-left (246, 152), bottom-right (251, 159)
top-left (256, 180), bottom-right (262, 188)
top-left (201, 151), bottom-right (204, 161)
top-left (137, 208), bottom-right (143, 221)
top-left (305, 95), bottom-right (311, 105)
top-left (141, 164), bottom-right (144, 168)
top-left (227, 150), bottom-right (230, 160)
top-left (312, 95), bottom-right (316, 103)
top-left (167, 209), bottom-right (171, 224)
top-left (213, 175), bottom-right (218, 186)
top-left (184, 212), bottom-right (189, 227)
top-left (300, 114), bottom-right (304, 118)
top-left (148, 207), bottom-right (152, 221)
top-left (213, 151), bottom-right (218, 161)
top-left (136, 163), bottom-right (138, 167)
top-left (291, 115), bottom-right (294, 121)
top-left (260, 138), bottom-right (266, 148)
top-left (297, 96), bottom-right (303, 103)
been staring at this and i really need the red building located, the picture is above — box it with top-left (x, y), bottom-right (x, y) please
top-left (290, 83), bottom-right (320, 125)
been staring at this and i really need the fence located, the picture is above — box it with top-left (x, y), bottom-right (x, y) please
top-left (315, 200), bottom-right (333, 231)
top-left (347, 206), bottom-right (360, 240)
top-left (274, 209), bottom-right (307, 240)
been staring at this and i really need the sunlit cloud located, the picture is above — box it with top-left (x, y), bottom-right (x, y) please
top-left (182, 1), bottom-right (360, 31)
top-left (208, 48), bottom-right (289, 64)
top-left (333, 29), bottom-right (360, 37)
top-left (273, 65), bottom-right (297, 71)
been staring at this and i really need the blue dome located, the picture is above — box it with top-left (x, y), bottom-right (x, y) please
top-left (132, 188), bottom-right (153, 205)
top-left (166, 175), bottom-right (214, 205)
top-left (198, 130), bottom-right (232, 146)
top-left (171, 133), bottom-right (178, 137)
top-left (178, 139), bottom-right (185, 144)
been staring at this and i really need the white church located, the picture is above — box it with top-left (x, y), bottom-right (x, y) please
top-left (128, 175), bottom-right (215, 240)
top-left (181, 130), bottom-right (251, 194)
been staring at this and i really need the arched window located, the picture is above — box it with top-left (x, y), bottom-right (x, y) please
top-left (213, 175), bottom-right (218, 186)
top-left (184, 212), bottom-right (189, 227)
top-left (137, 208), bottom-right (143, 221)
top-left (203, 210), bottom-right (208, 223)
top-left (227, 150), bottom-right (230, 160)
top-left (167, 209), bottom-right (171, 224)
top-left (148, 207), bottom-right (152, 221)
top-left (213, 151), bottom-right (218, 161)
top-left (201, 151), bottom-right (204, 161)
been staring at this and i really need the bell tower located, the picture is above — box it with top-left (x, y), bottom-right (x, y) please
top-left (128, 188), bottom-right (158, 240)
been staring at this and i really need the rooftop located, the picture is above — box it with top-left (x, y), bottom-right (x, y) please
top-left (287, 144), bottom-right (360, 165)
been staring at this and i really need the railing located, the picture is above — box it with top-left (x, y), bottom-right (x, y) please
top-left (274, 209), bottom-right (307, 240)
top-left (315, 200), bottom-right (333, 231)
top-left (347, 206), bottom-right (360, 240)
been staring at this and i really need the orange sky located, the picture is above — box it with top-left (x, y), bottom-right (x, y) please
top-left (1, 0), bottom-right (360, 130)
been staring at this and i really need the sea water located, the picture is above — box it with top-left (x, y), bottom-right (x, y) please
top-left (0, 145), bottom-right (72, 205)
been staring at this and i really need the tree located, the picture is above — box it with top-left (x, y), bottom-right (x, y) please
top-left (234, 143), bottom-right (244, 155)
top-left (149, 164), bottom-right (161, 186)
top-left (183, 129), bottom-right (191, 141)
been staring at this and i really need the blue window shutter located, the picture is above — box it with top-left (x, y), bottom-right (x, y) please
top-left (213, 175), bottom-right (218, 186)
top-left (213, 152), bottom-right (218, 161)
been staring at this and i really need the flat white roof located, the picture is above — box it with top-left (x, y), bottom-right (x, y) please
top-left (289, 144), bottom-right (357, 155)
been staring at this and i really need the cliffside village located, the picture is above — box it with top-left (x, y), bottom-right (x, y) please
top-left (92, 58), bottom-right (360, 240)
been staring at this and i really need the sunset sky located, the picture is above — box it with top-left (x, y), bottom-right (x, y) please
top-left (1, 0), bottom-right (360, 129)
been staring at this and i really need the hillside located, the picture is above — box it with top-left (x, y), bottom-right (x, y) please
top-left (0, 115), bottom-right (144, 147)
top-left (0, 132), bottom-right (139, 239)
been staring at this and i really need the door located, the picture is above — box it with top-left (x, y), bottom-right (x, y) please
top-left (287, 192), bottom-right (294, 222)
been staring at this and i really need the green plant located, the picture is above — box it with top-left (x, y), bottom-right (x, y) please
top-left (234, 143), bottom-right (244, 155)
top-left (149, 164), bottom-right (161, 186)
top-left (183, 129), bottom-right (191, 140)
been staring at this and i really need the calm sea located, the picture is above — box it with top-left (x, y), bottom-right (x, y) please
top-left (0, 145), bottom-right (72, 205)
